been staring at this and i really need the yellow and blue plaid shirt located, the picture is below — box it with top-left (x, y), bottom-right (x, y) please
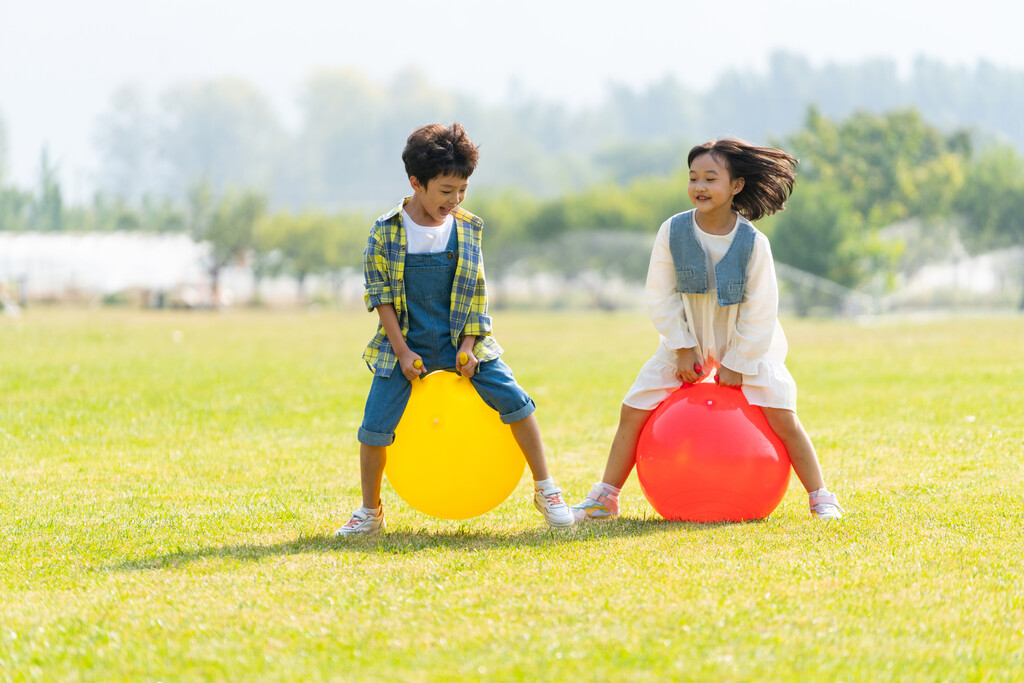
top-left (361, 198), bottom-right (503, 377)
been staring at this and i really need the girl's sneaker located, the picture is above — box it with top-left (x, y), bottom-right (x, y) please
top-left (335, 506), bottom-right (386, 536)
top-left (570, 483), bottom-right (620, 521)
top-left (533, 484), bottom-right (575, 527)
top-left (809, 490), bottom-right (844, 520)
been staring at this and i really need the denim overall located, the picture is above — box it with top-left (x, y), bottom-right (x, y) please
top-left (669, 211), bottom-right (756, 306)
top-left (405, 228), bottom-right (461, 372)
top-left (358, 228), bottom-right (535, 447)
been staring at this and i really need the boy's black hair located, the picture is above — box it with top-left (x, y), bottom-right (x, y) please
top-left (688, 139), bottom-right (798, 221)
top-left (402, 123), bottom-right (479, 186)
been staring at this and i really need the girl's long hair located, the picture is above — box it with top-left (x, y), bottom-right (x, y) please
top-left (688, 139), bottom-right (797, 221)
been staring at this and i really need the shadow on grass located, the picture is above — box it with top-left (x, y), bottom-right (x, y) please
top-left (109, 515), bottom-right (764, 571)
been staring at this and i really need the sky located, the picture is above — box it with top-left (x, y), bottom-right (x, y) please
top-left (1, 0), bottom-right (1022, 199)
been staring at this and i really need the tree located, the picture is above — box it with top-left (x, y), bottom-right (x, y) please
top-left (787, 107), bottom-right (971, 227)
top-left (955, 144), bottom-right (1024, 253)
top-left (250, 213), bottom-right (289, 305)
top-left (252, 207), bottom-right (368, 305)
top-left (0, 186), bottom-right (31, 232)
top-left (0, 110), bottom-right (9, 184)
top-left (277, 212), bottom-right (338, 302)
top-left (93, 85), bottom-right (160, 203)
top-left (160, 79), bottom-right (284, 200)
top-left (30, 149), bottom-right (63, 232)
top-left (187, 183), bottom-right (265, 306)
top-left (0, 115), bottom-right (30, 231)
top-left (293, 68), bottom-right (465, 207)
top-left (953, 144), bottom-right (1024, 310)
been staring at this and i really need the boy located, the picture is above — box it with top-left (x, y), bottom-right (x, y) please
top-left (337, 123), bottom-right (574, 535)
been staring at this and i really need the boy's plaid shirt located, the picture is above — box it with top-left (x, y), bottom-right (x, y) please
top-left (361, 198), bottom-right (503, 377)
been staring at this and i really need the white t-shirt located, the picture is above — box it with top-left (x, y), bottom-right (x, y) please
top-left (403, 210), bottom-right (454, 254)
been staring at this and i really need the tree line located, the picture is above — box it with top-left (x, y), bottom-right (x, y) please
top-left (6, 52), bottom-right (1024, 210)
top-left (474, 107), bottom-right (1024, 309)
top-left (2, 101), bottom-right (1024, 310)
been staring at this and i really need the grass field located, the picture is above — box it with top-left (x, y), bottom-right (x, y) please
top-left (1, 307), bottom-right (1022, 681)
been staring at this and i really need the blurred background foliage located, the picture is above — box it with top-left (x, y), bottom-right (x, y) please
top-left (2, 52), bottom-right (1024, 308)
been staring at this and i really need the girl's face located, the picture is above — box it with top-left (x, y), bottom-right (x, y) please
top-left (688, 153), bottom-right (744, 217)
top-left (408, 173), bottom-right (468, 226)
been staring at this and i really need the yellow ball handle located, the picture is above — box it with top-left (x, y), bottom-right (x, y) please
top-left (459, 352), bottom-right (469, 366)
top-left (413, 359), bottom-right (423, 370)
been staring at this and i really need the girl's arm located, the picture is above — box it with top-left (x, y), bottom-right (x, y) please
top-left (646, 220), bottom-right (703, 381)
top-left (645, 219), bottom-right (699, 353)
top-left (721, 233), bottom-right (780, 376)
top-left (375, 303), bottom-right (423, 380)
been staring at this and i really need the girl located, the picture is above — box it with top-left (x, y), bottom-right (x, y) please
top-left (571, 139), bottom-right (843, 521)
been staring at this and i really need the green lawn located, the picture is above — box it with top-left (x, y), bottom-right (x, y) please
top-left (1, 308), bottom-right (1022, 681)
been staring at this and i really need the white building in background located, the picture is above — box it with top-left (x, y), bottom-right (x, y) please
top-left (0, 232), bottom-right (363, 308)
top-left (0, 232), bottom-right (216, 306)
top-left (885, 246), bottom-right (1024, 309)
top-left (2, 231), bottom-right (1021, 312)
top-left (1, 232), bottom-right (204, 299)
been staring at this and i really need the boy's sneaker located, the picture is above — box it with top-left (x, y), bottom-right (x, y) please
top-left (533, 485), bottom-right (575, 527)
top-left (335, 506), bottom-right (386, 537)
top-left (570, 483), bottom-right (620, 521)
top-left (809, 490), bottom-right (844, 520)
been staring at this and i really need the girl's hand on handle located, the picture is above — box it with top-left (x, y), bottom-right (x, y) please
top-left (457, 350), bottom-right (479, 379)
top-left (399, 352), bottom-right (425, 380)
top-left (716, 366), bottom-right (742, 387)
top-left (675, 347), bottom-right (705, 384)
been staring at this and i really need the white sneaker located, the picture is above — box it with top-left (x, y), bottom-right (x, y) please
top-left (809, 490), bottom-right (844, 520)
top-left (335, 506), bottom-right (386, 537)
top-left (533, 485), bottom-right (575, 527)
top-left (570, 483), bottom-right (620, 522)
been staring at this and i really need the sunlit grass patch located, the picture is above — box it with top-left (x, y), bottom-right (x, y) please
top-left (1, 309), bottom-right (1022, 680)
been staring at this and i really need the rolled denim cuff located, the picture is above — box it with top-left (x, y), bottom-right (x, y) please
top-left (500, 397), bottom-right (536, 425)
top-left (357, 426), bottom-right (395, 447)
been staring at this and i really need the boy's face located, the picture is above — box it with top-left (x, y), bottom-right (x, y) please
top-left (408, 173), bottom-right (469, 226)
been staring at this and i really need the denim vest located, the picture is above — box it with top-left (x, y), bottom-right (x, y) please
top-left (669, 211), bottom-right (756, 307)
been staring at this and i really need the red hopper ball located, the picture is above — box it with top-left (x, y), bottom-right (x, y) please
top-left (636, 382), bottom-right (791, 522)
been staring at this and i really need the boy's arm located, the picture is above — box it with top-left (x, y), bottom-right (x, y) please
top-left (456, 255), bottom-right (485, 377)
top-left (376, 303), bottom-right (423, 380)
top-left (461, 260), bottom-right (493, 339)
top-left (457, 334), bottom-right (478, 378)
top-left (363, 228), bottom-right (394, 312)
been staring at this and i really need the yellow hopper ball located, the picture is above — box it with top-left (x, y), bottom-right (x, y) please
top-left (386, 370), bottom-right (526, 520)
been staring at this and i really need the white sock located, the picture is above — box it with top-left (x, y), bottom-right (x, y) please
top-left (361, 505), bottom-right (382, 516)
top-left (534, 477), bottom-right (555, 491)
top-left (595, 481), bottom-right (621, 498)
top-left (809, 487), bottom-right (830, 498)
